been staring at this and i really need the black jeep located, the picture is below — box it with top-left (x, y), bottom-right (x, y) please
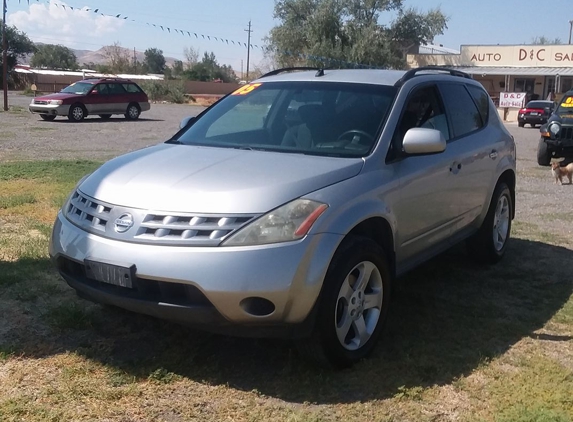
top-left (537, 90), bottom-right (573, 166)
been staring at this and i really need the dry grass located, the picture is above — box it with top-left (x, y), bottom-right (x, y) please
top-left (0, 160), bottom-right (572, 421)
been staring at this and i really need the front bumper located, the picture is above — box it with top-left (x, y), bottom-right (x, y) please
top-left (519, 114), bottom-right (547, 124)
top-left (29, 103), bottom-right (71, 116)
top-left (50, 212), bottom-right (343, 337)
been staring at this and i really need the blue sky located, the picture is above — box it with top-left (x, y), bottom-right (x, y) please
top-left (6, 0), bottom-right (573, 72)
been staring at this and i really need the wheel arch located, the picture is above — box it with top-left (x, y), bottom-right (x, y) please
top-left (497, 169), bottom-right (516, 219)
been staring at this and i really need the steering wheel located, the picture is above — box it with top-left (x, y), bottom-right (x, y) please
top-left (336, 129), bottom-right (375, 145)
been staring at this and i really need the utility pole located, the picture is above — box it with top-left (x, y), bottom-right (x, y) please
top-left (569, 20), bottom-right (573, 44)
top-left (244, 20), bottom-right (252, 82)
top-left (2, 0), bottom-right (8, 111)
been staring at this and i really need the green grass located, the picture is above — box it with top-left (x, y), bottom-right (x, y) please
top-left (0, 160), bottom-right (100, 183)
top-left (46, 302), bottom-right (96, 330)
top-left (0, 193), bottom-right (36, 209)
top-left (0, 159), bottom-right (572, 421)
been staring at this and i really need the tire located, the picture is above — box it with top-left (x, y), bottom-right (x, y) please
top-left (125, 103), bottom-right (140, 120)
top-left (467, 182), bottom-right (512, 264)
top-left (99, 114), bottom-right (112, 120)
top-left (39, 114), bottom-right (56, 121)
top-left (296, 237), bottom-right (391, 368)
top-left (518, 121), bottom-right (524, 127)
top-left (537, 137), bottom-right (552, 166)
top-left (68, 104), bottom-right (86, 122)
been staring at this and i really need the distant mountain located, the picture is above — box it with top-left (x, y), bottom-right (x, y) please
top-left (21, 43), bottom-right (179, 69)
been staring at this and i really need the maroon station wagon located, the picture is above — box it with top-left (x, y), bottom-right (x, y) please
top-left (29, 78), bottom-right (151, 122)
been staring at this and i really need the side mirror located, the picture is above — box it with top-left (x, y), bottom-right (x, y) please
top-left (179, 116), bottom-right (196, 130)
top-left (403, 128), bottom-right (446, 155)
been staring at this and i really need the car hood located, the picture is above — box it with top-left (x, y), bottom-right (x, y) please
top-left (80, 144), bottom-right (364, 214)
top-left (33, 93), bottom-right (82, 101)
top-left (552, 113), bottom-right (573, 126)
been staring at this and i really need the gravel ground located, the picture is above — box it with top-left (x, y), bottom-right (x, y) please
top-left (1, 92), bottom-right (205, 162)
top-left (1, 92), bottom-right (572, 244)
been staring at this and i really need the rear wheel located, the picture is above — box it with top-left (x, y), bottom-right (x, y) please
top-left (518, 121), bottom-right (525, 127)
top-left (68, 104), bottom-right (86, 122)
top-left (125, 103), bottom-right (140, 120)
top-left (297, 237), bottom-right (391, 368)
top-left (40, 114), bottom-right (56, 121)
top-left (467, 182), bottom-right (512, 264)
top-left (99, 114), bottom-right (112, 120)
top-left (537, 137), bottom-right (552, 166)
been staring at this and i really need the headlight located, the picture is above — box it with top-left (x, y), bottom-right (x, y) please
top-left (222, 199), bottom-right (328, 246)
top-left (48, 100), bottom-right (63, 105)
top-left (548, 122), bottom-right (561, 137)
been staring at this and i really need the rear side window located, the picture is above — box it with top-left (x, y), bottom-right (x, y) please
top-left (123, 83), bottom-right (143, 93)
top-left (107, 83), bottom-right (127, 95)
top-left (439, 84), bottom-right (483, 138)
top-left (467, 85), bottom-right (490, 125)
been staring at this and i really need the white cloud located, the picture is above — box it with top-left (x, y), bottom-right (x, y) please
top-left (8, 1), bottom-right (125, 47)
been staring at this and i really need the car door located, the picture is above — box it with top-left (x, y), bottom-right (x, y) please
top-left (437, 82), bottom-right (496, 232)
top-left (107, 82), bottom-right (129, 114)
top-left (390, 84), bottom-right (461, 265)
top-left (84, 83), bottom-right (110, 115)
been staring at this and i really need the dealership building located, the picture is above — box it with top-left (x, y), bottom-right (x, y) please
top-left (407, 44), bottom-right (573, 120)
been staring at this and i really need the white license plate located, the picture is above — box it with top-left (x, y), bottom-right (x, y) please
top-left (85, 259), bottom-right (135, 288)
top-left (530, 112), bottom-right (539, 116)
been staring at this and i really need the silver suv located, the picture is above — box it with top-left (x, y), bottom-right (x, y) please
top-left (50, 67), bottom-right (516, 367)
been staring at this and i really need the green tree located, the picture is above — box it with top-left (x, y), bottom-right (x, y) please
top-left (531, 36), bottom-right (562, 45)
top-left (171, 60), bottom-right (184, 78)
top-left (183, 52), bottom-right (237, 82)
top-left (31, 44), bottom-right (78, 70)
top-left (102, 42), bottom-right (132, 73)
top-left (0, 20), bottom-right (35, 85)
top-left (143, 48), bottom-right (166, 74)
top-left (267, 0), bottom-right (448, 69)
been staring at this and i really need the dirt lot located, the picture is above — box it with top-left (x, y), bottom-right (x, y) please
top-left (1, 93), bottom-right (572, 421)
top-left (1, 92), bottom-right (205, 162)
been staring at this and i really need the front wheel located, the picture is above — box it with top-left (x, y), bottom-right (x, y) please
top-left (467, 182), bottom-right (513, 264)
top-left (518, 121), bottom-right (525, 128)
top-left (537, 137), bottom-right (552, 166)
top-left (40, 114), bottom-right (56, 121)
top-left (297, 237), bottom-right (391, 368)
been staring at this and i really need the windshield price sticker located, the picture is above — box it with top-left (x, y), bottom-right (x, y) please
top-left (232, 83), bottom-right (262, 96)
top-left (561, 97), bottom-right (573, 108)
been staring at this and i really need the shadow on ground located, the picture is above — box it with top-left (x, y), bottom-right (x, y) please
top-left (1, 238), bottom-right (572, 404)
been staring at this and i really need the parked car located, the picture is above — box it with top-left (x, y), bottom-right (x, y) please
top-left (537, 91), bottom-right (573, 166)
top-left (50, 67), bottom-right (516, 367)
top-left (518, 100), bottom-right (555, 128)
top-left (29, 78), bottom-right (150, 122)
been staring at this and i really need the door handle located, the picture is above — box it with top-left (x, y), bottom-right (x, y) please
top-left (489, 150), bottom-right (498, 160)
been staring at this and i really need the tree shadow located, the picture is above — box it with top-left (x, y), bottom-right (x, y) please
top-left (1, 238), bottom-right (572, 404)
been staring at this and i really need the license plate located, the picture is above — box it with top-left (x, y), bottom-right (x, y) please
top-left (530, 112), bottom-right (539, 116)
top-left (85, 259), bottom-right (135, 288)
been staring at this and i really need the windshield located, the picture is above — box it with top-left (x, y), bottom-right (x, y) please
top-left (556, 96), bottom-right (573, 114)
top-left (173, 81), bottom-right (397, 157)
top-left (60, 82), bottom-right (94, 95)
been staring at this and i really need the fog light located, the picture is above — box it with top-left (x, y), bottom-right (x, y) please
top-left (240, 297), bottom-right (275, 317)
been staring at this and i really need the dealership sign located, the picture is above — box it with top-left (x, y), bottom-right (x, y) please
top-left (499, 92), bottom-right (526, 108)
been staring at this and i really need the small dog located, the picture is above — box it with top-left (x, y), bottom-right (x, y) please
top-left (551, 161), bottom-right (573, 185)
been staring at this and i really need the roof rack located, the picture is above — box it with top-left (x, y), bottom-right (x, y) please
top-left (395, 66), bottom-right (471, 87)
top-left (260, 67), bottom-right (326, 79)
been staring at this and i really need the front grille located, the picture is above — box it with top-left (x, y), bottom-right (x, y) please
top-left (66, 190), bottom-right (113, 233)
top-left (64, 189), bottom-right (259, 246)
top-left (135, 214), bottom-right (254, 243)
top-left (559, 127), bottom-right (573, 141)
top-left (33, 100), bottom-right (48, 105)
